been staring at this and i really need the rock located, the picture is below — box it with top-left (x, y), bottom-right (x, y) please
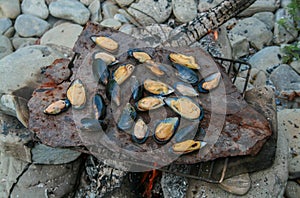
top-left (285, 181), bottom-right (300, 198)
top-left (102, 1), bottom-right (119, 19)
top-left (115, 0), bottom-right (134, 6)
top-left (248, 46), bottom-right (284, 73)
top-left (198, 0), bottom-right (222, 12)
top-left (41, 23), bottom-right (83, 49)
top-left (32, 144), bottom-right (81, 165)
top-left (278, 109), bottom-right (300, 179)
top-left (119, 24), bottom-right (135, 35)
top-left (0, 18), bottom-right (12, 35)
top-left (290, 60), bottom-right (300, 75)
top-left (128, 0), bottom-right (172, 26)
top-left (253, 12), bottom-right (275, 30)
top-left (230, 17), bottom-right (273, 50)
top-left (281, 0), bottom-right (292, 8)
top-left (234, 77), bottom-right (254, 93)
top-left (228, 33), bottom-right (249, 58)
top-left (49, 0), bottom-right (90, 25)
top-left (10, 158), bottom-right (82, 197)
top-left (88, 0), bottom-right (102, 23)
top-left (80, 0), bottom-right (94, 6)
top-left (114, 13), bottom-right (129, 23)
top-left (239, 0), bottom-right (279, 17)
top-left (3, 27), bottom-right (15, 38)
top-left (250, 69), bottom-right (267, 87)
top-left (117, 9), bottom-right (140, 26)
top-left (14, 14), bottom-right (50, 37)
top-left (100, 18), bottom-right (122, 29)
top-left (0, 113), bottom-right (32, 162)
top-left (21, 0), bottom-right (49, 19)
top-left (161, 172), bottom-right (188, 198)
top-left (0, 35), bottom-right (13, 59)
top-left (172, 0), bottom-right (197, 23)
top-left (0, 0), bottom-right (21, 19)
top-left (11, 37), bottom-right (38, 49)
top-left (218, 173), bottom-right (251, 195)
top-left (273, 8), bottom-right (298, 44)
top-left (270, 64), bottom-right (300, 92)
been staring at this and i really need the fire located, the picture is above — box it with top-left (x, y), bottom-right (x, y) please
top-left (207, 29), bottom-right (219, 41)
top-left (142, 163), bottom-right (159, 198)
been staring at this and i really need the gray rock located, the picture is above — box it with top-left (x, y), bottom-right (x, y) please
top-left (102, 1), bottom-right (119, 19)
top-left (218, 173), bottom-right (251, 195)
top-left (230, 17), bottom-right (273, 50)
top-left (270, 64), bottom-right (300, 92)
top-left (273, 8), bottom-right (298, 44)
top-left (228, 33), bottom-right (249, 58)
top-left (49, 0), bottom-right (90, 25)
top-left (253, 12), bottom-right (275, 30)
top-left (161, 172), bottom-right (188, 198)
top-left (3, 27), bottom-right (15, 38)
top-left (21, 0), bottom-right (49, 19)
top-left (0, 18), bottom-right (12, 35)
top-left (14, 14), bottom-right (50, 37)
top-left (234, 77), bottom-right (254, 93)
top-left (88, 0), bottom-right (102, 23)
top-left (41, 23), bottom-right (83, 49)
top-left (278, 109), bottom-right (300, 179)
top-left (115, 0), bottom-right (134, 6)
top-left (117, 9), bottom-right (140, 26)
top-left (100, 18), bottom-right (122, 29)
top-left (119, 24), bottom-right (135, 35)
top-left (239, 0), bottom-right (279, 16)
top-left (114, 13), bottom-right (129, 23)
top-left (0, 0), bottom-right (21, 19)
top-left (80, 0), bottom-right (94, 6)
top-left (290, 60), bottom-right (300, 75)
top-left (12, 37), bottom-right (38, 49)
top-left (198, 0), bottom-right (222, 12)
top-left (32, 144), bottom-right (81, 165)
top-left (0, 35), bottom-right (13, 59)
top-left (128, 0), bottom-right (172, 26)
top-left (248, 46), bottom-right (285, 73)
top-left (285, 181), bottom-right (300, 198)
top-left (172, 0), bottom-right (197, 23)
top-left (281, 0), bottom-right (292, 8)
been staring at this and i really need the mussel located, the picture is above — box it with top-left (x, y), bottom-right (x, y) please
top-left (171, 140), bottom-right (207, 154)
top-left (106, 79), bottom-right (121, 106)
top-left (128, 49), bottom-right (152, 63)
top-left (173, 82), bottom-right (199, 97)
top-left (164, 97), bottom-right (204, 120)
top-left (145, 60), bottom-right (170, 77)
top-left (117, 103), bottom-right (137, 131)
top-left (144, 79), bottom-right (174, 96)
top-left (130, 76), bottom-right (143, 102)
top-left (92, 58), bottom-right (110, 85)
top-left (113, 64), bottom-right (135, 85)
top-left (169, 53), bottom-right (200, 69)
top-left (91, 36), bottom-right (118, 52)
top-left (154, 117), bottom-right (179, 144)
top-left (198, 72), bottom-right (221, 93)
top-left (43, 99), bottom-right (70, 115)
top-left (67, 79), bottom-right (86, 109)
top-left (136, 96), bottom-right (165, 111)
top-left (132, 118), bottom-right (149, 144)
top-left (93, 52), bottom-right (118, 66)
top-left (93, 94), bottom-right (106, 120)
top-left (173, 64), bottom-right (199, 85)
top-left (174, 124), bottom-right (198, 143)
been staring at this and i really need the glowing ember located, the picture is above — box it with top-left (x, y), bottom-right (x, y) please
top-left (142, 163), bottom-right (159, 198)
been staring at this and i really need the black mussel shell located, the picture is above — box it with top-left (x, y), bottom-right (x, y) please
top-left (93, 94), bottom-right (106, 120)
top-left (92, 58), bottom-right (110, 85)
top-left (128, 49), bottom-right (152, 63)
top-left (132, 118), bottom-right (149, 144)
top-left (117, 103), bottom-right (137, 131)
top-left (174, 124), bottom-right (198, 143)
top-left (173, 64), bottom-right (199, 85)
top-left (130, 76), bottom-right (143, 102)
top-left (153, 117), bottom-right (179, 144)
top-left (198, 72), bottom-right (221, 93)
top-left (106, 79), bottom-right (121, 106)
top-left (43, 99), bottom-right (71, 115)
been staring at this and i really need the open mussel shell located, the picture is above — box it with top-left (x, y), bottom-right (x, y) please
top-left (66, 79), bottom-right (86, 109)
top-left (174, 82), bottom-right (199, 97)
top-left (198, 72), bottom-right (221, 93)
top-left (128, 49), bottom-right (152, 63)
top-left (92, 58), bottom-right (110, 85)
top-left (173, 64), bottom-right (199, 85)
top-left (132, 118), bottom-right (149, 144)
top-left (93, 94), bottom-right (106, 120)
top-left (43, 99), bottom-right (70, 115)
top-left (170, 140), bottom-right (207, 154)
top-left (144, 60), bottom-right (170, 77)
top-left (91, 36), bottom-right (118, 52)
top-left (106, 79), bottom-right (121, 106)
top-left (144, 79), bottom-right (174, 96)
top-left (164, 97), bottom-right (204, 120)
top-left (136, 96), bottom-right (165, 111)
top-left (169, 53), bottom-right (200, 70)
top-left (130, 76), bottom-right (143, 102)
top-left (93, 52), bottom-right (118, 66)
top-left (113, 64), bottom-right (135, 85)
top-left (154, 117), bottom-right (179, 144)
top-left (174, 124), bottom-right (198, 143)
top-left (117, 103), bottom-right (137, 131)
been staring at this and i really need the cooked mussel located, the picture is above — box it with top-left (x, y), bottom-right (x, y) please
top-left (132, 118), bottom-right (149, 144)
top-left (169, 53), bottom-right (200, 69)
top-left (130, 76), bottom-right (143, 102)
top-left (67, 79), bottom-right (86, 109)
top-left (92, 58), bottom-right (110, 85)
top-left (93, 52), bottom-right (118, 66)
top-left (113, 64), bottom-right (135, 85)
top-left (136, 96), bottom-right (165, 111)
top-left (164, 97), bottom-right (204, 120)
top-left (198, 72), bottom-right (221, 93)
top-left (128, 49), bottom-right (152, 63)
top-left (145, 60), bottom-right (170, 77)
top-left (174, 82), bottom-right (199, 97)
top-left (91, 36), bottom-right (118, 52)
top-left (106, 79), bottom-right (121, 106)
top-left (144, 79), bottom-right (174, 96)
top-left (93, 94), bottom-right (106, 120)
top-left (154, 117), bottom-right (179, 144)
top-left (43, 99), bottom-right (70, 115)
top-left (174, 124), bottom-right (198, 143)
top-left (173, 64), bottom-right (199, 85)
top-left (171, 140), bottom-right (207, 154)
top-left (117, 103), bottom-right (137, 131)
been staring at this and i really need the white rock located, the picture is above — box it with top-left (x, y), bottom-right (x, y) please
top-left (234, 77), bottom-right (254, 93)
top-left (0, 18), bottom-right (12, 35)
top-left (21, 0), bottom-right (49, 19)
top-left (102, 1), bottom-right (119, 19)
top-left (14, 14), bottom-right (50, 37)
top-left (0, 35), bottom-right (13, 59)
top-left (228, 33), bottom-right (249, 58)
top-left (0, 0), bottom-right (21, 19)
top-left (198, 0), bottom-right (222, 12)
top-left (285, 181), bottom-right (300, 198)
top-left (88, 0), bottom-right (102, 23)
top-left (100, 18), bottom-right (122, 29)
top-left (290, 59), bottom-right (300, 75)
top-left (12, 37), bottom-right (38, 50)
top-left (80, 0), bottom-right (94, 6)
top-left (115, 0), bottom-right (134, 6)
top-left (119, 24), bottom-right (135, 35)
top-left (239, 0), bottom-right (279, 16)
top-left (253, 12), bottom-right (275, 30)
top-left (172, 0), bottom-right (197, 23)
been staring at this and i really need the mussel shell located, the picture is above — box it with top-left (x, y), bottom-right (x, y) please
top-left (130, 76), bottom-right (143, 102)
top-left (43, 99), bottom-right (70, 115)
top-left (145, 60), bottom-right (170, 77)
top-left (128, 49), bottom-right (152, 63)
top-left (132, 118), bottom-right (149, 144)
top-left (106, 79), bottom-right (121, 106)
top-left (113, 64), bottom-right (135, 85)
top-left (117, 103), bottom-right (137, 131)
top-left (173, 82), bottom-right (199, 97)
top-left (91, 36), bottom-right (118, 52)
top-left (144, 79), bottom-right (174, 96)
top-left (171, 140), bottom-right (207, 154)
top-left (198, 72), bottom-right (221, 93)
top-left (173, 64), bottom-right (199, 85)
top-left (136, 96), bottom-right (165, 111)
top-left (174, 124), bottom-right (198, 143)
top-left (93, 94), bottom-right (106, 120)
top-left (164, 97), bottom-right (204, 120)
top-left (169, 53), bottom-right (200, 69)
top-left (66, 79), bottom-right (86, 109)
top-left (80, 118), bottom-right (102, 132)
top-left (92, 58), bottom-right (110, 85)
top-left (154, 117), bottom-right (179, 144)
top-left (93, 52), bottom-right (118, 66)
